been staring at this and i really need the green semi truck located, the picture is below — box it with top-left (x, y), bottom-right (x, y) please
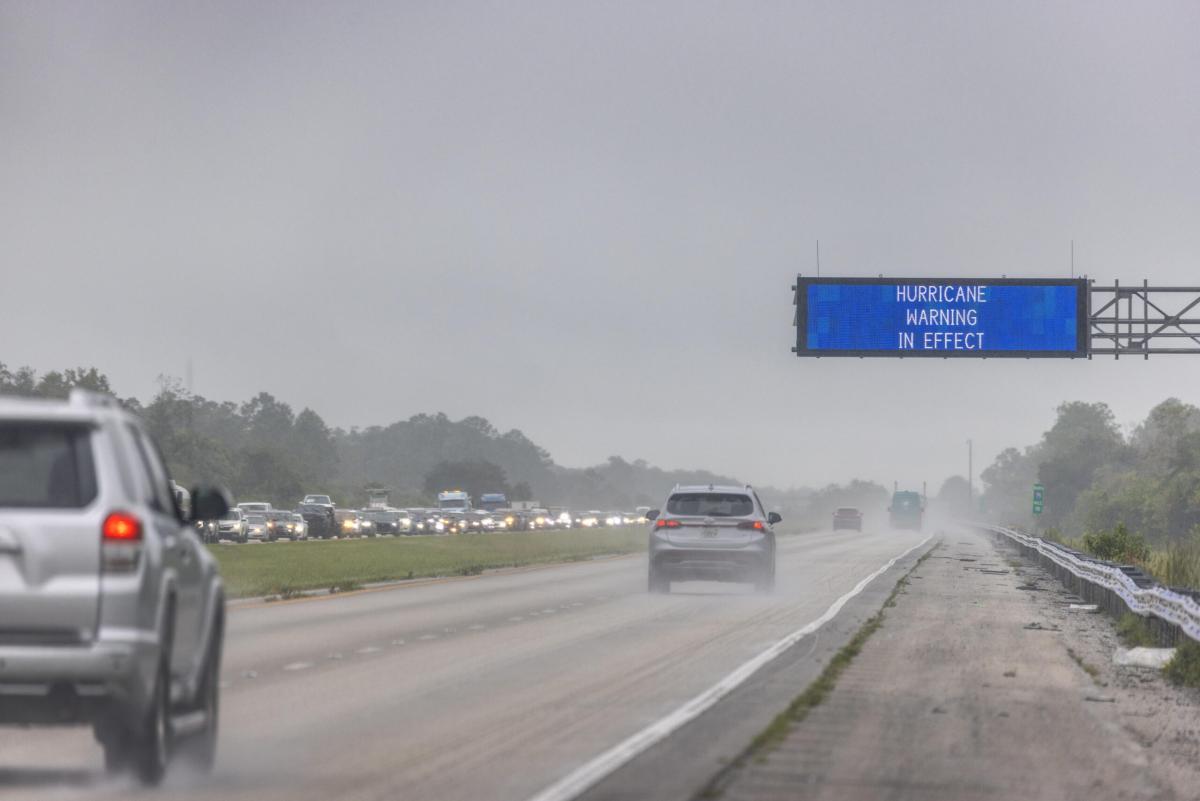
top-left (889, 490), bottom-right (925, 530)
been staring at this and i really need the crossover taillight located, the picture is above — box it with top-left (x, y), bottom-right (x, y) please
top-left (737, 520), bottom-right (765, 531)
top-left (102, 511), bottom-right (143, 573)
top-left (655, 519), bottom-right (682, 529)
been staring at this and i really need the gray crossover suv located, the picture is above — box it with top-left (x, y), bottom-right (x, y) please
top-left (646, 485), bottom-right (780, 594)
top-left (0, 390), bottom-right (230, 784)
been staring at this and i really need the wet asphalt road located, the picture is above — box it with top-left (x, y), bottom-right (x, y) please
top-left (0, 527), bottom-right (928, 801)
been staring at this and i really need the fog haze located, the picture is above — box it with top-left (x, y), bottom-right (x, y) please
top-left (3, 1), bottom-right (1199, 489)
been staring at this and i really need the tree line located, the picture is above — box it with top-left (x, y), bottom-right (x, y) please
top-left (981, 398), bottom-right (1200, 546)
top-left (2, 361), bottom-right (898, 521)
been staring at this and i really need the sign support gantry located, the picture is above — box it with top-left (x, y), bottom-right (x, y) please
top-left (1088, 281), bottom-right (1200, 358)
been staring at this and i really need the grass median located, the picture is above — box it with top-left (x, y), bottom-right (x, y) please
top-left (209, 526), bottom-right (649, 599)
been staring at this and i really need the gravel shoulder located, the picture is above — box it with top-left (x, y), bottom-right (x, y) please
top-left (709, 527), bottom-right (1200, 801)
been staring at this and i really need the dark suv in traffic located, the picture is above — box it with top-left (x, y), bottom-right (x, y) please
top-left (298, 497), bottom-right (337, 538)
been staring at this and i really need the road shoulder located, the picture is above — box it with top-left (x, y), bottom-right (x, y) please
top-left (706, 527), bottom-right (1200, 801)
top-left (577, 534), bottom-right (936, 801)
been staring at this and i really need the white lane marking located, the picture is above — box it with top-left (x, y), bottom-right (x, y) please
top-left (392, 639), bottom-right (406, 646)
top-left (418, 634), bottom-right (438, 641)
top-left (524, 534), bottom-right (934, 801)
top-left (284, 661), bottom-right (314, 672)
top-left (357, 645), bottom-right (382, 654)
top-left (467, 623), bottom-right (486, 631)
top-left (509, 616), bottom-right (525, 622)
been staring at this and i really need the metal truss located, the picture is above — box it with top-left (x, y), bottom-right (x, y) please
top-left (1089, 281), bottom-right (1200, 358)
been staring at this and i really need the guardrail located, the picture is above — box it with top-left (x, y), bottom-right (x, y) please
top-left (980, 523), bottom-right (1200, 646)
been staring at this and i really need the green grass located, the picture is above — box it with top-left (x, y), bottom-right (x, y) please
top-left (1047, 528), bottom-right (1200, 591)
top-left (1143, 540), bottom-right (1200, 590)
top-left (210, 527), bottom-right (648, 599)
top-left (1115, 612), bottom-right (1158, 648)
top-left (1163, 639), bottom-right (1200, 688)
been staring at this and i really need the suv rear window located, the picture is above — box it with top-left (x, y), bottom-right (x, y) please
top-left (666, 493), bottom-right (753, 517)
top-left (0, 423), bottom-right (98, 509)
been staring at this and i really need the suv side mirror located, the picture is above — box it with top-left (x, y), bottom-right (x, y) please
top-left (191, 485), bottom-right (232, 522)
top-left (645, 509), bottom-right (659, 521)
top-left (767, 512), bottom-right (782, 525)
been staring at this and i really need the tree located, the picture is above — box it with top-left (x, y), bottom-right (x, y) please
top-left (1036, 402), bottom-right (1128, 531)
top-left (0, 363), bottom-right (114, 399)
top-left (935, 475), bottom-right (972, 518)
top-left (981, 446), bottom-right (1040, 525)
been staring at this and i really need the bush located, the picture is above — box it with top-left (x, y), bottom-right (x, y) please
top-left (1163, 639), bottom-right (1200, 687)
top-left (1081, 523), bottom-right (1150, 563)
top-left (1115, 613), bottom-right (1157, 648)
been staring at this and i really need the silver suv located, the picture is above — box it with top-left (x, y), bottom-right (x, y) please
top-left (0, 390), bottom-right (230, 784)
top-left (646, 485), bottom-right (780, 594)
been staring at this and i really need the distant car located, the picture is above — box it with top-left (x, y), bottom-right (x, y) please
top-left (195, 517), bottom-right (219, 544)
top-left (465, 510), bottom-right (493, 532)
top-left (302, 494), bottom-right (332, 505)
top-left (410, 509), bottom-right (445, 534)
top-left (501, 509), bottom-right (532, 531)
top-left (832, 507), bottom-right (863, 532)
top-left (288, 512), bottom-right (308, 540)
top-left (217, 508), bottom-right (248, 543)
top-left (335, 508), bottom-right (361, 537)
top-left (236, 501), bottom-right (272, 515)
top-left (363, 508), bottom-right (412, 535)
top-left (298, 498), bottom-right (336, 538)
top-left (646, 485), bottom-right (779, 594)
top-left (441, 511), bottom-right (468, 534)
top-left (264, 510), bottom-right (295, 541)
top-left (244, 514), bottom-right (270, 542)
top-left (0, 389), bottom-right (230, 784)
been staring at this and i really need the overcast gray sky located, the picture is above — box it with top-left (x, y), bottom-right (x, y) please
top-left (3, 1), bottom-right (1199, 490)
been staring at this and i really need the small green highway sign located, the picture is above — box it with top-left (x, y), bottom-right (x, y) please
top-left (1032, 483), bottom-right (1044, 515)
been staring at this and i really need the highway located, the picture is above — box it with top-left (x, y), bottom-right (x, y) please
top-left (0, 527), bottom-right (930, 801)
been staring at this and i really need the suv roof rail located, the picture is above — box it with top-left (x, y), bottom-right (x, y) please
top-left (68, 388), bottom-right (121, 409)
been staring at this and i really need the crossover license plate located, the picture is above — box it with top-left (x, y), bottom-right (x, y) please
top-left (702, 527), bottom-right (718, 537)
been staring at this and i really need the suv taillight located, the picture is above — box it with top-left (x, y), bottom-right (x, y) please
top-left (737, 520), bottom-right (765, 531)
top-left (103, 512), bottom-right (142, 541)
top-left (655, 519), bottom-right (681, 529)
top-left (102, 512), bottom-right (143, 572)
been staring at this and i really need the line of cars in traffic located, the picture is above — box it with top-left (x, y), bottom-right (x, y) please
top-left (198, 495), bottom-right (648, 543)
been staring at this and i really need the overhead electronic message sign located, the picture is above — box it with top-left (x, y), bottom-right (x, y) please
top-left (794, 277), bottom-right (1088, 358)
